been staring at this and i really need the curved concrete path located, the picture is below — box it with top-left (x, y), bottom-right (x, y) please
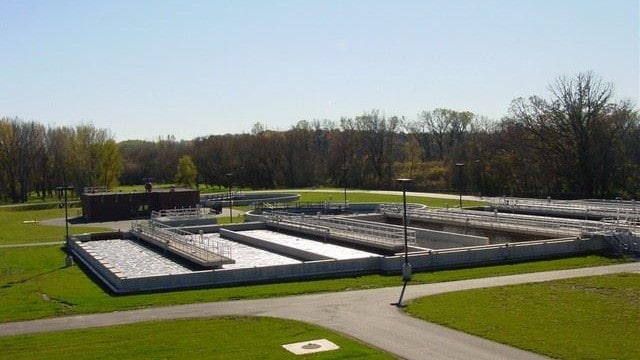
top-left (2, 263), bottom-right (638, 359)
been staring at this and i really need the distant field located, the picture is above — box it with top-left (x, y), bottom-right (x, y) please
top-left (405, 273), bottom-right (640, 360)
top-left (0, 316), bottom-right (394, 360)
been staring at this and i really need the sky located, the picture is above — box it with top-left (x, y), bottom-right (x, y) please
top-left (1, 0), bottom-right (638, 141)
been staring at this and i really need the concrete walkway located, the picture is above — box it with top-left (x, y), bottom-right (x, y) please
top-left (39, 218), bottom-right (134, 231)
top-left (0, 241), bottom-right (63, 248)
top-left (2, 262), bottom-right (638, 359)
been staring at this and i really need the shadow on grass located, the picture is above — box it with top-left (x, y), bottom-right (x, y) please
top-left (1, 266), bottom-right (68, 289)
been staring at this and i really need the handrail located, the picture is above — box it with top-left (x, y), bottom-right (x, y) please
top-left (489, 197), bottom-right (640, 221)
top-left (380, 206), bottom-right (618, 237)
top-left (151, 206), bottom-right (203, 219)
top-left (83, 186), bottom-right (109, 194)
top-left (265, 212), bottom-right (416, 247)
top-left (132, 221), bottom-right (232, 262)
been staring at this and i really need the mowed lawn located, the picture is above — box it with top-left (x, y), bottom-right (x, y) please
top-left (292, 190), bottom-right (487, 208)
top-left (2, 192), bottom-right (636, 359)
top-left (0, 316), bottom-right (395, 360)
top-left (0, 244), bottom-right (625, 323)
top-left (0, 190), bottom-right (481, 245)
top-left (405, 273), bottom-right (640, 360)
top-left (0, 204), bottom-right (109, 245)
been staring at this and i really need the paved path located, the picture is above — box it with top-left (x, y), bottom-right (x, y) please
top-left (0, 241), bottom-right (63, 248)
top-left (39, 218), bottom-right (134, 231)
top-left (2, 263), bottom-right (638, 359)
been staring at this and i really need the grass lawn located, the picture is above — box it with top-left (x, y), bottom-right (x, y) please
top-left (0, 316), bottom-right (394, 359)
top-left (0, 204), bottom-right (110, 245)
top-left (294, 190), bottom-right (486, 208)
top-left (0, 190), bottom-right (479, 242)
top-left (1, 190), bottom-right (634, 359)
top-left (405, 273), bottom-right (640, 360)
top-left (0, 244), bottom-right (626, 323)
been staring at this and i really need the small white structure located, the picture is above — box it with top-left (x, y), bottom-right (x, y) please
top-left (282, 339), bottom-right (339, 355)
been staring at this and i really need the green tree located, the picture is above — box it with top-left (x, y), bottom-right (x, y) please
top-left (175, 155), bottom-right (198, 187)
top-left (98, 139), bottom-right (123, 189)
top-left (402, 135), bottom-right (423, 179)
top-left (0, 118), bottom-right (46, 202)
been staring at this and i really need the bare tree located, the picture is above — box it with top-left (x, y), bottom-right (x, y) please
top-left (418, 108), bottom-right (473, 160)
top-left (509, 71), bottom-right (636, 197)
top-left (353, 110), bottom-right (400, 186)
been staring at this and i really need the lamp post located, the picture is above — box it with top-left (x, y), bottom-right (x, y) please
top-left (340, 165), bottom-right (348, 209)
top-left (474, 159), bottom-right (482, 197)
top-left (226, 173), bottom-right (233, 223)
top-left (394, 178), bottom-right (412, 307)
top-left (56, 186), bottom-right (74, 267)
top-left (455, 163), bottom-right (465, 209)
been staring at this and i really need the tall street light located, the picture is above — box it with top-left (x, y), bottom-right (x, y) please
top-left (340, 165), bottom-right (348, 209)
top-left (474, 159), bottom-right (482, 197)
top-left (226, 173), bottom-right (233, 223)
top-left (456, 163), bottom-right (465, 209)
top-left (394, 177), bottom-right (412, 307)
top-left (57, 186), bottom-right (74, 267)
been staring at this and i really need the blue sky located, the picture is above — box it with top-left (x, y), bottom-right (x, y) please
top-left (1, 0), bottom-right (638, 141)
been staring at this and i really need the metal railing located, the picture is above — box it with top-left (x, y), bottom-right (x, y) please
top-left (256, 201), bottom-right (350, 211)
top-left (201, 191), bottom-right (239, 201)
top-left (265, 214), bottom-right (332, 238)
top-left (377, 203), bottom-right (426, 213)
top-left (131, 221), bottom-right (232, 262)
top-left (151, 207), bottom-right (204, 220)
top-left (83, 186), bottom-right (109, 194)
top-left (381, 206), bottom-right (608, 237)
top-left (265, 211), bottom-right (416, 247)
top-left (490, 197), bottom-right (640, 221)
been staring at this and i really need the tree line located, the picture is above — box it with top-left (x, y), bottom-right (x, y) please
top-left (0, 120), bottom-right (122, 202)
top-left (1, 72), bottom-right (638, 203)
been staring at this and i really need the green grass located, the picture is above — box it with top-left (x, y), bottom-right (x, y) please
top-left (0, 244), bottom-right (625, 323)
top-left (293, 190), bottom-right (486, 208)
top-left (0, 204), bottom-right (109, 245)
top-left (215, 213), bottom-right (246, 224)
top-left (0, 316), bottom-right (394, 359)
top-left (1, 189), bottom-right (634, 359)
top-left (405, 273), bottom-right (640, 360)
top-left (0, 190), bottom-right (475, 245)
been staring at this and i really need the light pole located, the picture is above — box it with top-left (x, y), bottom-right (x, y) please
top-left (474, 159), bottom-right (481, 197)
top-left (394, 178), bottom-right (412, 307)
top-left (340, 165), bottom-right (348, 209)
top-left (226, 173), bottom-right (233, 223)
top-left (456, 163), bottom-right (465, 209)
top-left (57, 186), bottom-right (74, 267)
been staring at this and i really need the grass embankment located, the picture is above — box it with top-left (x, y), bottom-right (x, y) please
top-left (0, 316), bottom-right (394, 360)
top-left (0, 204), bottom-right (110, 245)
top-left (0, 244), bottom-right (625, 323)
top-left (405, 273), bottom-right (640, 360)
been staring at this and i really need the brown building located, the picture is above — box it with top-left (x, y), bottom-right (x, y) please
top-left (81, 188), bottom-right (200, 222)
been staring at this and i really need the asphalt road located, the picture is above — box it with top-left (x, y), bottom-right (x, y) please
top-left (2, 262), bottom-right (638, 359)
